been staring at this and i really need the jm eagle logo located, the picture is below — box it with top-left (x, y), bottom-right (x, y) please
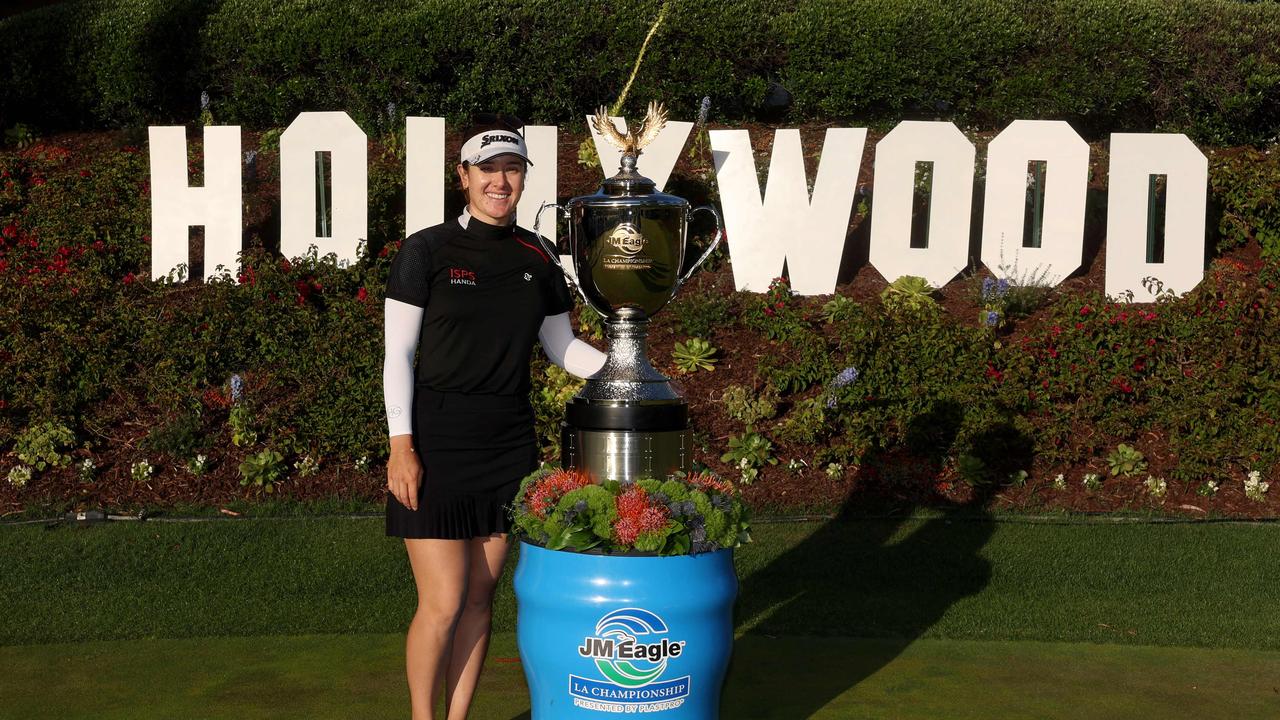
top-left (607, 223), bottom-right (646, 256)
top-left (571, 608), bottom-right (691, 713)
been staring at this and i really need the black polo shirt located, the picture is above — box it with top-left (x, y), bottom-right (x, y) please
top-left (385, 214), bottom-right (574, 397)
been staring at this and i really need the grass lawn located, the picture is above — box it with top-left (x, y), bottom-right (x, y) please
top-left (3, 633), bottom-right (1279, 719)
top-left (4, 513), bottom-right (1280, 717)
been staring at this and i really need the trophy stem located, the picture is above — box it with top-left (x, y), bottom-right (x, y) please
top-left (576, 316), bottom-right (680, 403)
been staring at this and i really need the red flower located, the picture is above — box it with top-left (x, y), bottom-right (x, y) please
top-left (0, 400), bottom-right (7, 410)
top-left (122, 272), bottom-right (137, 284)
top-left (79, 170), bottom-right (91, 178)
top-left (685, 471), bottom-right (735, 496)
top-left (279, 258), bottom-right (292, 272)
top-left (201, 387), bottom-right (231, 409)
top-left (525, 469), bottom-right (592, 520)
top-left (613, 485), bottom-right (669, 545)
top-left (1, 223), bottom-right (16, 239)
top-left (984, 364), bottom-right (1003, 382)
top-left (356, 287), bottom-right (368, 302)
top-left (1079, 306), bottom-right (1092, 316)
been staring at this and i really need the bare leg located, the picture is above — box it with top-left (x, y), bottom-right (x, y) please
top-left (444, 533), bottom-right (511, 720)
top-left (404, 538), bottom-right (470, 720)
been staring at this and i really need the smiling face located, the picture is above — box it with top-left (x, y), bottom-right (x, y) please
top-left (458, 155), bottom-right (526, 226)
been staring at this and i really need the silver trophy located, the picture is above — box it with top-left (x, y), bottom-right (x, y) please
top-left (534, 102), bottom-right (722, 483)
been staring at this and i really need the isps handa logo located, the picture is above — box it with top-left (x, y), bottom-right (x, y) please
top-left (570, 608), bottom-right (690, 713)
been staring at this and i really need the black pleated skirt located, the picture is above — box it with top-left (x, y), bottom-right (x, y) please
top-left (385, 388), bottom-right (539, 539)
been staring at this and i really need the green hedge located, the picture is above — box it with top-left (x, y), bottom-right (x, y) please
top-left (2, 0), bottom-right (1278, 143)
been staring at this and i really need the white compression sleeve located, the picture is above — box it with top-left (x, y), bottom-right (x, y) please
top-left (539, 312), bottom-right (607, 379)
top-left (384, 298), bottom-right (424, 438)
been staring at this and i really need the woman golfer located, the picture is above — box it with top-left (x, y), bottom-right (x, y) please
top-left (382, 115), bottom-right (605, 719)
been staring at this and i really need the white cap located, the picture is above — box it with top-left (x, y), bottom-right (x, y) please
top-left (459, 129), bottom-right (533, 166)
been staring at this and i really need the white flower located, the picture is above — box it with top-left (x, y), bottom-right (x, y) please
top-left (187, 454), bottom-right (208, 476)
top-left (295, 455), bottom-right (320, 477)
top-left (1145, 475), bottom-right (1167, 499)
top-left (1052, 473), bottom-right (1066, 490)
top-left (1082, 472), bottom-right (1102, 490)
top-left (78, 458), bottom-right (95, 482)
top-left (354, 455), bottom-right (371, 472)
top-left (7, 465), bottom-right (32, 488)
top-left (131, 460), bottom-right (153, 483)
top-left (825, 463), bottom-right (844, 479)
top-left (1245, 471), bottom-right (1269, 502)
top-left (1205, 480), bottom-right (1220, 494)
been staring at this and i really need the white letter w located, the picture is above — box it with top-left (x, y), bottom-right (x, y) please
top-left (709, 128), bottom-right (865, 294)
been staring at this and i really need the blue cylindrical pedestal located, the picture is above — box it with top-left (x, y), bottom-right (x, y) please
top-left (514, 542), bottom-right (737, 718)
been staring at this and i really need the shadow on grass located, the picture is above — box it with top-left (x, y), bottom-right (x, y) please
top-left (722, 402), bottom-right (1027, 719)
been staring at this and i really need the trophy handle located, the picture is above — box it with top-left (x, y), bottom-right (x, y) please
top-left (676, 204), bottom-right (724, 293)
top-left (532, 202), bottom-right (591, 307)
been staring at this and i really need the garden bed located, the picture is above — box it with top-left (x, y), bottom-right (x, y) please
top-left (1, 125), bottom-right (1278, 520)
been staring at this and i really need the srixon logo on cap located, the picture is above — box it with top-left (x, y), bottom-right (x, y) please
top-left (480, 133), bottom-right (519, 148)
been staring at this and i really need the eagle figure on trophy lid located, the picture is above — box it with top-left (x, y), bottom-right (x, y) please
top-left (592, 101), bottom-right (668, 161)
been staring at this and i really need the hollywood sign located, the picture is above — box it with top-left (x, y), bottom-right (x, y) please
top-left (149, 113), bottom-right (1207, 302)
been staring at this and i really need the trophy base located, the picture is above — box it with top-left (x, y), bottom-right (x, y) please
top-left (561, 425), bottom-right (691, 483)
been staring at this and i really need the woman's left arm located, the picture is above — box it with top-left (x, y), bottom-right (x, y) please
top-left (538, 312), bottom-right (606, 379)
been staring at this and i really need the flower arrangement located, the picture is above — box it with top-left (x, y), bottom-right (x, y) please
top-left (511, 467), bottom-right (750, 556)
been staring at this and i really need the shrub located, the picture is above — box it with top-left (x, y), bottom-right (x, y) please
top-left (721, 384), bottom-right (778, 429)
top-left (13, 420), bottom-right (76, 471)
top-left (239, 449), bottom-right (285, 493)
top-left (670, 288), bottom-right (732, 339)
top-left (1210, 148), bottom-right (1280, 259)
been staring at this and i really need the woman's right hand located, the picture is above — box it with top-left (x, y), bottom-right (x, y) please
top-left (387, 435), bottom-right (423, 511)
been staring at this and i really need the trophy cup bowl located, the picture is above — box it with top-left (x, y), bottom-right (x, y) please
top-left (533, 116), bottom-right (721, 483)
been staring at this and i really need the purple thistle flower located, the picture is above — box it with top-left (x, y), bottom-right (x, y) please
top-left (985, 310), bottom-right (1000, 327)
top-left (833, 366), bottom-right (859, 387)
